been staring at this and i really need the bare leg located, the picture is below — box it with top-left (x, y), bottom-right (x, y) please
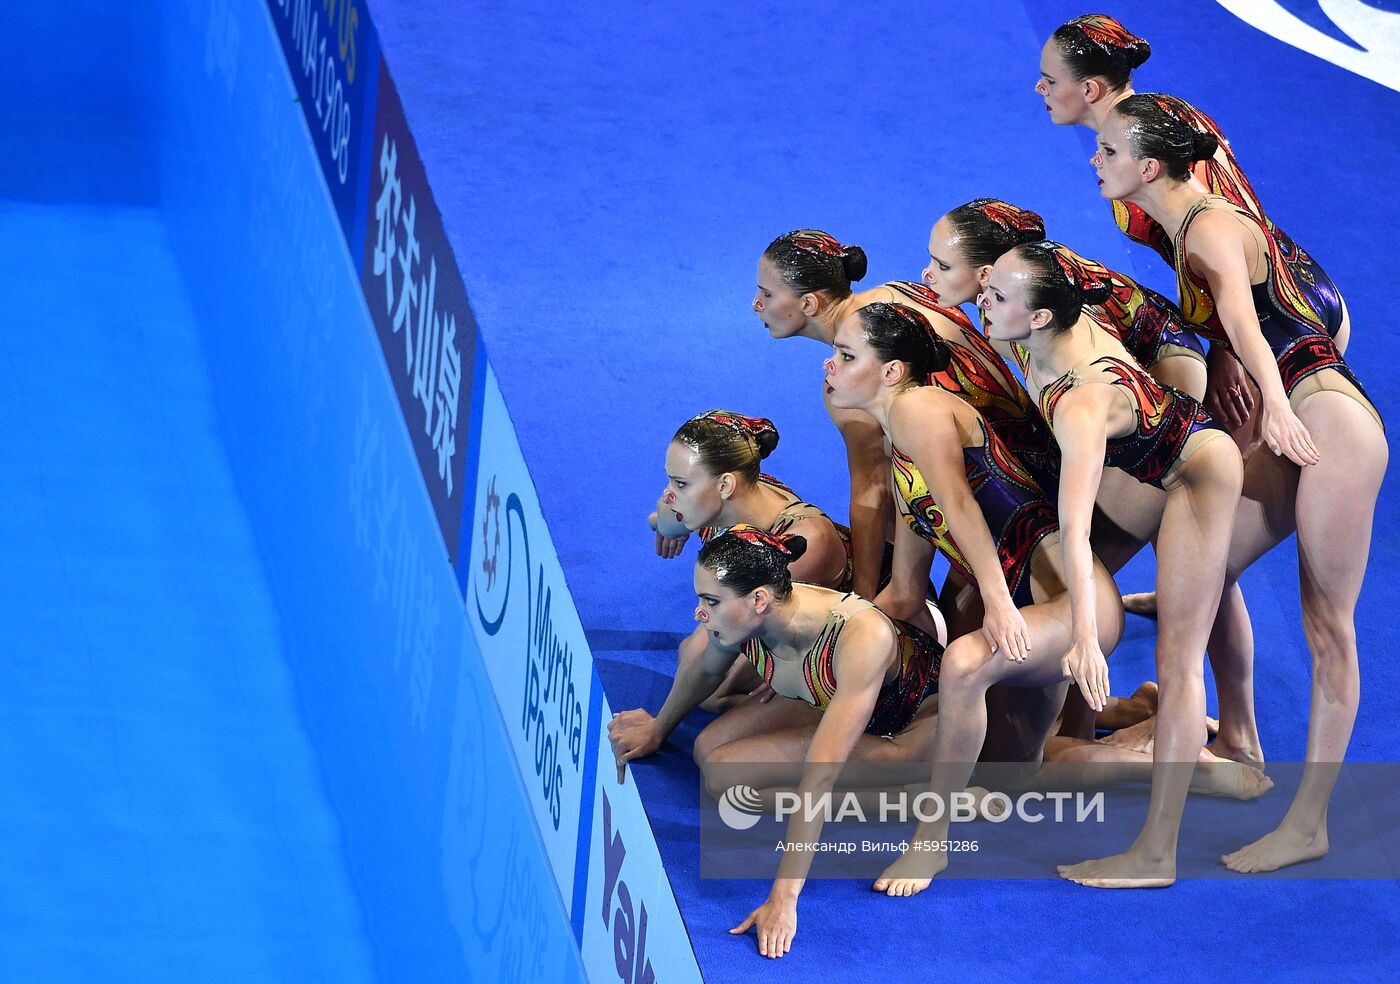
top-left (699, 695), bottom-right (936, 788)
top-left (1090, 467), bottom-right (1163, 572)
top-left (873, 561), bottom-right (1124, 897)
top-left (1224, 392), bottom-right (1385, 872)
top-left (1150, 353), bottom-right (1208, 402)
top-left (1208, 445), bottom-right (1301, 766)
top-left (1044, 737), bottom-right (1271, 800)
top-left (1115, 352), bottom-right (1204, 623)
top-left (1059, 438), bottom-right (1242, 888)
top-left (693, 689), bottom-right (822, 770)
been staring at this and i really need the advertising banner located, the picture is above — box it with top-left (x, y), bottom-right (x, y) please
top-left (264, 0), bottom-right (381, 256)
top-left (359, 59), bottom-right (477, 562)
top-left (467, 364), bottom-right (702, 982)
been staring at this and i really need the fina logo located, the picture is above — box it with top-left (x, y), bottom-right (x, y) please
top-left (480, 475), bottom-right (502, 590)
top-left (718, 785), bottom-right (765, 830)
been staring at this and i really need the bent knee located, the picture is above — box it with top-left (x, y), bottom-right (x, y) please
top-left (941, 634), bottom-right (997, 686)
top-left (1301, 608), bottom-right (1358, 664)
top-left (693, 726), bottom-right (724, 768)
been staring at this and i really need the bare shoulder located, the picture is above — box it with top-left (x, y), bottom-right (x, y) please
top-left (855, 285), bottom-right (899, 305)
top-left (889, 386), bottom-right (960, 438)
top-left (840, 607), bottom-right (896, 646)
top-left (1185, 207), bottom-right (1254, 257)
top-left (1051, 377), bottom-right (1116, 422)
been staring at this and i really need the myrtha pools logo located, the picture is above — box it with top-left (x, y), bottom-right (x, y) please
top-left (718, 785), bottom-right (765, 830)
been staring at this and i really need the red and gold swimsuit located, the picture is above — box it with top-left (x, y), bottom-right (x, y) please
top-left (744, 593), bottom-right (941, 737)
top-left (1173, 197), bottom-right (1378, 429)
top-left (882, 281), bottom-right (1060, 494)
top-left (699, 475), bottom-right (857, 591)
top-left (891, 418), bottom-right (1059, 607)
top-left (1052, 246), bottom-right (1205, 369)
top-left (1111, 95), bottom-right (1347, 360)
top-left (1037, 355), bottom-right (1224, 490)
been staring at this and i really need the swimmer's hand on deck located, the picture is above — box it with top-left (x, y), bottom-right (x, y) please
top-left (730, 893), bottom-right (797, 958)
top-left (608, 708), bottom-right (663, 783)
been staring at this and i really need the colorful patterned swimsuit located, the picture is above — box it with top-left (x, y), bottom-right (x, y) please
top-left (1173, 197), bottom-right (1379, 429)
top-left (699, 474), bottom-right (857, 591)
top-left (883, 281), bottom-right (1060, 494)
top-left (1055, 246), bottom-right (1206, 369)
top-left (1037, 355), bottom-right (1225, 490)
top-left (1110, 95), bottom-right (1344, 353)
top-left (891, 418), bottom-right (1059, 607)
top-left (743, 593), bottom-right (942, 737)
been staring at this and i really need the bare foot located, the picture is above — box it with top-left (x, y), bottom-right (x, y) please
top-left (1097, 681), bottom-right (1159, 731)
top-left (1099, 716), bottom-right (1158, 756)
top-left (1223, 824), bottom-right (1328, 873)
top-left (1206, 739), bottom-right (1265, 770)
top-left (1058, 850), bottom-right (1175, 889)
top-left (1121, 592), bottom-right (1158, 619)
top-left (1190, 747), bottom-right (1273, 800)
top-left (872, 847), bottom-right (949, 897)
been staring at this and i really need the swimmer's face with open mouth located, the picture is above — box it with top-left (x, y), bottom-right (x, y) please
top-left (663, 440), bottom-right (726, 532)
top-left (980, 251), bottom-right (1040, 344)
top-left (922, 215), bottom-right (984, 307)
top-left (824, 314), bottom-right (887, 411)
top-left (1035, 37), bottom-right (1090, 127)
top-left (692, 563), bottom-right (760, 648)
top-left (753, 257), bottom-right (810, 339)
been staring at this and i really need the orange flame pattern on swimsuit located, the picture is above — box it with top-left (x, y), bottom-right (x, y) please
top-left (885, 281), bottom-right (1034, 423)
top-left (1173, 199), bottom-right (1326, 340)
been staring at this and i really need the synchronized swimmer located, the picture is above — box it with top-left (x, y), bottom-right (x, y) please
top-left (603, 11), bottom-right (1384, 960)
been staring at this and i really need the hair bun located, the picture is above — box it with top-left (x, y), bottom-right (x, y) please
top-left (1189, 128), bottom-right (1219, 162)
top-left (726, 525), bottom-right (808, 563)
top-left (754, 423), bottom-right (780, 459)
top-left (1042, 243), bottom-right (1114, 306)
top-left (1079, 279), bottom-right (1113, 305)
top-left (1012, 226), bottom-right (1044, 248)
top-left (701, 410), bottom-right (780, 459)
top-left (840, 245), bottom-right (868, 284)
top-left (1127, 39), bottom-right (1152, 69)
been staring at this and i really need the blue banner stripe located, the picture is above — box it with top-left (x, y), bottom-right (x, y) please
top-left (570, 670), bottom-right (604, 942)
top-left (456, 334), bottom-right (491, 596)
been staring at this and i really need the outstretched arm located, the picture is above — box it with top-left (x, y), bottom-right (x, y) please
top-left (827, 396), bottom-right (891, 598)
top-left (1187, 211), bottom-right (1317, 466)
top-left (1047, 389), bottom-right (1114, 711)
top-left (893, 394), bottom-right (1029, 660)
top-left (730, 615), bottom-right (891, 957)
top-left (609, 634), bottom-right (739, 782)
top-left (873, 493), bottom-right (938, 636)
